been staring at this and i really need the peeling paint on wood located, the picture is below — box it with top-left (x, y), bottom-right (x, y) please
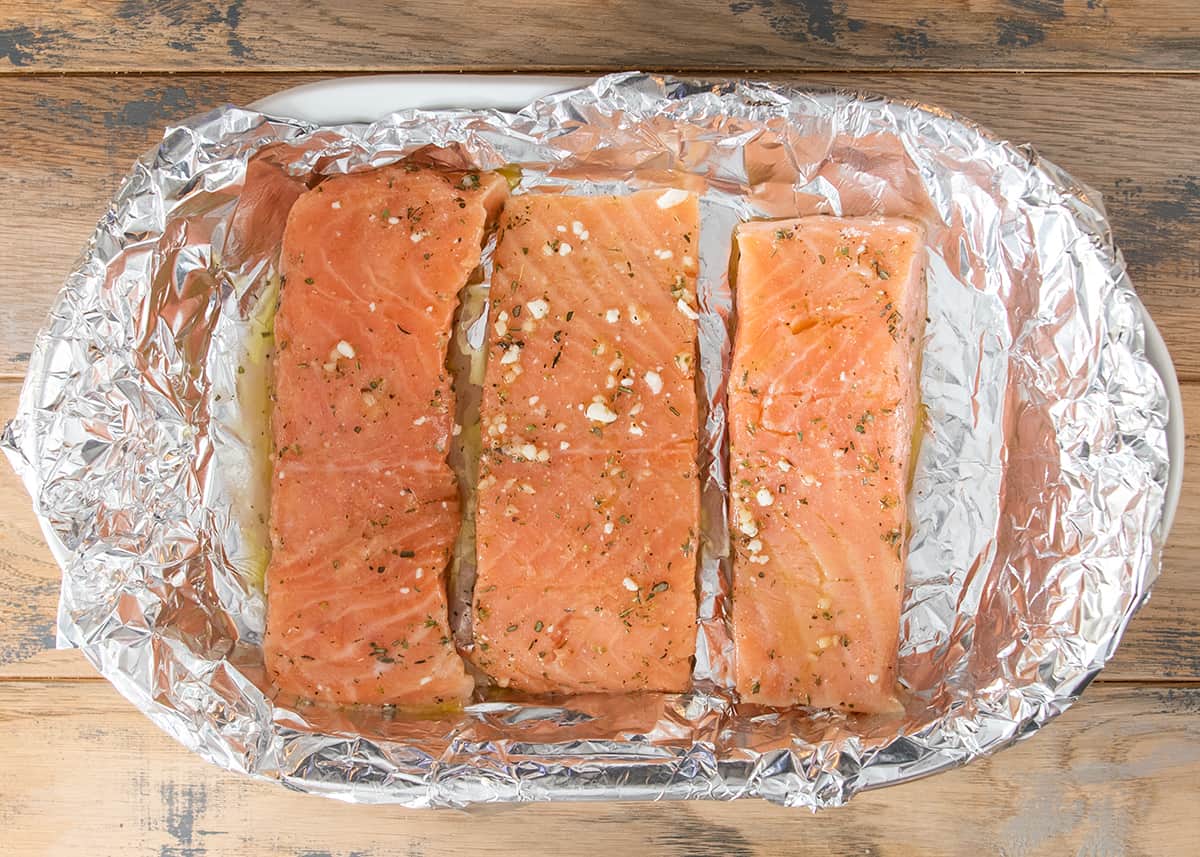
top-left (115, 0), bottom-right (252, 61)
top-left (160, 781), bottom-right (209, 856)
top-left (1, 2), bottom-right (1200, 72)
top-left (104, 86), bottom-right (199, 131)
top-left (890, 19), bottom-right (933, 58)
top-left (1008, 0), bottom-right (1066, 20)
top-left (1106, 175), bottom-right (1200, 292)
top-left (729, 0), bottom-right (855, 45)
top-left (996, 17), bottom-right (1047, 48)
top-left (0, 25), bottom-right (63, 68)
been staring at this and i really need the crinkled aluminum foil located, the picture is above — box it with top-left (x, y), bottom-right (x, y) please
top-left (2, 73), bottom-right (1170, 808)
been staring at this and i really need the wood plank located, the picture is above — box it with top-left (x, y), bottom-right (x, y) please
top-left (2, 372), bottom-right (1196, 681)
top-left (0, 649), bottom-right (94, 680)
top-left (3, 73), bottom-right (1200, 380)
top-left (0, 680), bottom-right (1195, 855)
top-left (0, 381), bottom-right (59, 669)
top-left (4, 2), bottom-right (1200, 73)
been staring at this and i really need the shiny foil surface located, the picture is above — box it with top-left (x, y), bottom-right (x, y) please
top-left (1, 74), bottom-right (1170, 808)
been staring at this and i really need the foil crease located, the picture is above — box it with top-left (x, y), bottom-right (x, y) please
top-left (1, 73), bottom-right (1169, 808)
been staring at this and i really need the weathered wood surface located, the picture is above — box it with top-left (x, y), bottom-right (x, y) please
top-left (3, 73), bottom-right (1200, 380)
top-left (0, 680), bottom-right (1196, 855)
top-left (3, 1), bottom-right (1200, 73)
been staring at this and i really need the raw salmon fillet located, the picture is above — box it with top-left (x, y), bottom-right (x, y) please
top-left (471, 189), bottom-right (702, 694)
top-left (730, 216), bottom-right (925, 713)
top-left (265, 164), bottom-right (507, 707)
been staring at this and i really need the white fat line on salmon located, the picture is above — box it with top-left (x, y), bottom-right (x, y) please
top-left (655, 188), bottom-right (689, 209)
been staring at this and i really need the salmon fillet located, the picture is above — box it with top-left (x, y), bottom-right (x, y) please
top-left (265, 164), bottom-right (507, 707)
top-left (470, 189), bottom-right (701, 694)
top-left (730, 216), bottom-right (925, 713)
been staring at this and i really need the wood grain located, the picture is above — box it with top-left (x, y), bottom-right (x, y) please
top-left (3, 1), bottom-right (1200, 73)
top-left (0, 382), bottom-right (59, 669)
top-left (1, 374), bottom-right (1196, 681)
top-left (0, 679), bottom-right (1195, 855)
top-left (3, 72), bottom-right (1200, 380)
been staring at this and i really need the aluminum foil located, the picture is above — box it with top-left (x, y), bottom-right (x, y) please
top-left (1, 73), bottom-right (1170, 808)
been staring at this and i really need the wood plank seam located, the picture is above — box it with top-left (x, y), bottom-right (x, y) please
top-left (5, 68), bottom-right (1200, 77)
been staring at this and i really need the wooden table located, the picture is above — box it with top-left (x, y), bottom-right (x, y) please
top-left (1, 3), bottom-right (1198, 854)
